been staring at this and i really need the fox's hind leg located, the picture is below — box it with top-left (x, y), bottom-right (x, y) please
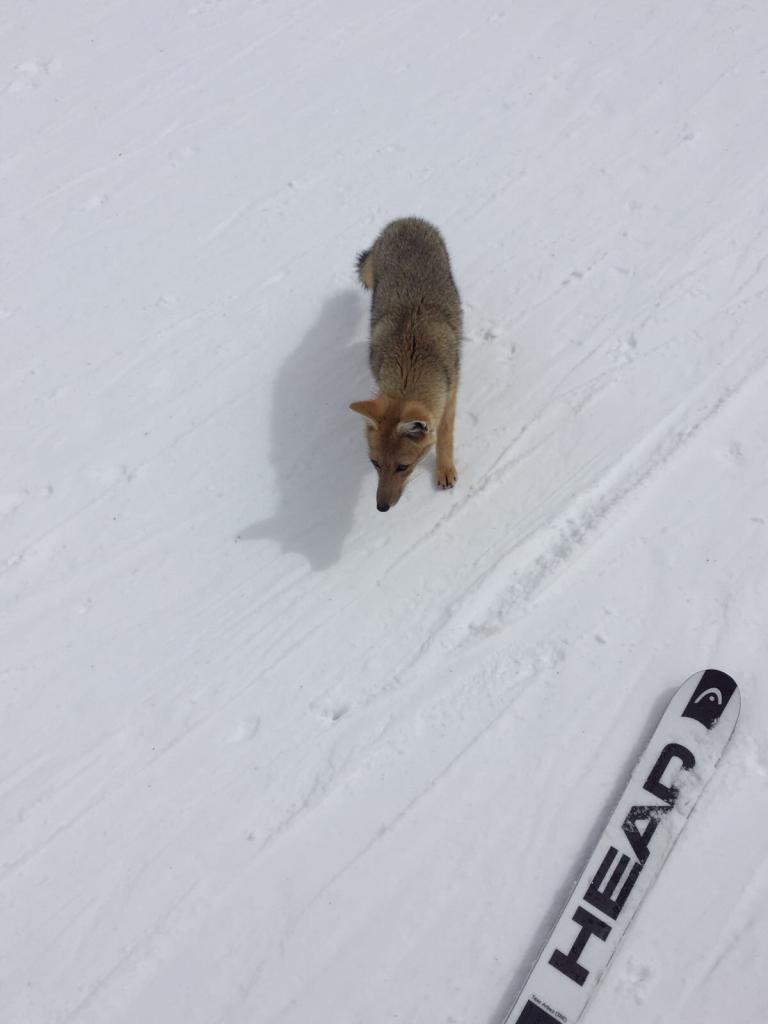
top-left (436, 382), bottom-right (458, 489)
top-left (356, 248), bottom-right (374, 290)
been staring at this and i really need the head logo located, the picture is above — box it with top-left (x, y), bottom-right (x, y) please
top-left (694, 687), bottom-right (723, 705)
top-left (682, 670), bottom-right (736, 729)
top-left (548, 742), bottom-right (695, 988)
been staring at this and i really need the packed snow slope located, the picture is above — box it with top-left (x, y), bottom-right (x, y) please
top-left (3, 3), bottom-right (768, 1022)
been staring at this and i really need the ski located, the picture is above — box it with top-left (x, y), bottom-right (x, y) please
top-left (504, 668), bottom-right (740, 1024)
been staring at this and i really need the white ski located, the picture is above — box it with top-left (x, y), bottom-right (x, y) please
top-left (503, 669), bottom-right (740, 1024)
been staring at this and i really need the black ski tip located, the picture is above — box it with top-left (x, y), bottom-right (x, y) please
top-left (682, 669), bottom-right (738, 729)
top-left (700, 667), bottom-right (737, 688)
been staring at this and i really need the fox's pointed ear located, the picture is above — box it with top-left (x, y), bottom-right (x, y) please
top-left (397, 400), bottom-right (434, 439)
top-left (397, 419), bottom-right (432, 439)
top-left (350, 396), bottom-right (388, 428)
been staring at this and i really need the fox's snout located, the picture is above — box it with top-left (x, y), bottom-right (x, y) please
top-left (376, 483), bottom-right (400, 512)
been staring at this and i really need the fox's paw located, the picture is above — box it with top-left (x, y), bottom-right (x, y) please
top-left (436, 463), bottom-right (457, 489)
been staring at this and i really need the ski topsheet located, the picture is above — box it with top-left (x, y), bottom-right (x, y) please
top-left (504, 669), bottom-right (740, 1024)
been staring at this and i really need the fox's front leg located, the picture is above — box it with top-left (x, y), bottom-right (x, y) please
top-left (435, 383), bottom-right (458, 489)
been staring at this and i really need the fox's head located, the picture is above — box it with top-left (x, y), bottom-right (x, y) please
top-left (350, 395), bottom-right (436, 511)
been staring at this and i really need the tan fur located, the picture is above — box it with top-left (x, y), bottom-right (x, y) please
top-left (350, 218), bottom-right (463, 511)
top-left (356, 249), bottom-right (375, 290)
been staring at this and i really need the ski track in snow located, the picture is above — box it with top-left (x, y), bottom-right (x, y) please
top-left (2, 2), bottom-right (768, 1022)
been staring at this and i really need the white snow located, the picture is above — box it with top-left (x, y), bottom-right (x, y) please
top-left (2, 2), bottom-right (768, 1022)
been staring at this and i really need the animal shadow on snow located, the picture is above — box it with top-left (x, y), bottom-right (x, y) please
top-left (238, 290), bottom-right (370, 570)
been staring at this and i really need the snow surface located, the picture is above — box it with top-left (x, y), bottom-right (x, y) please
top-left (3, 3), bottom-right (768, 1022)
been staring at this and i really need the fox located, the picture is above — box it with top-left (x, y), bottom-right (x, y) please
top-left (350, 217), bottom-right (463, 512)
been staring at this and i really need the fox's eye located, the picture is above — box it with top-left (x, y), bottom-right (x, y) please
top-left (370, 459), bottom-right (380, 470)
top-left (396, 464), bottom-right (410, 473)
